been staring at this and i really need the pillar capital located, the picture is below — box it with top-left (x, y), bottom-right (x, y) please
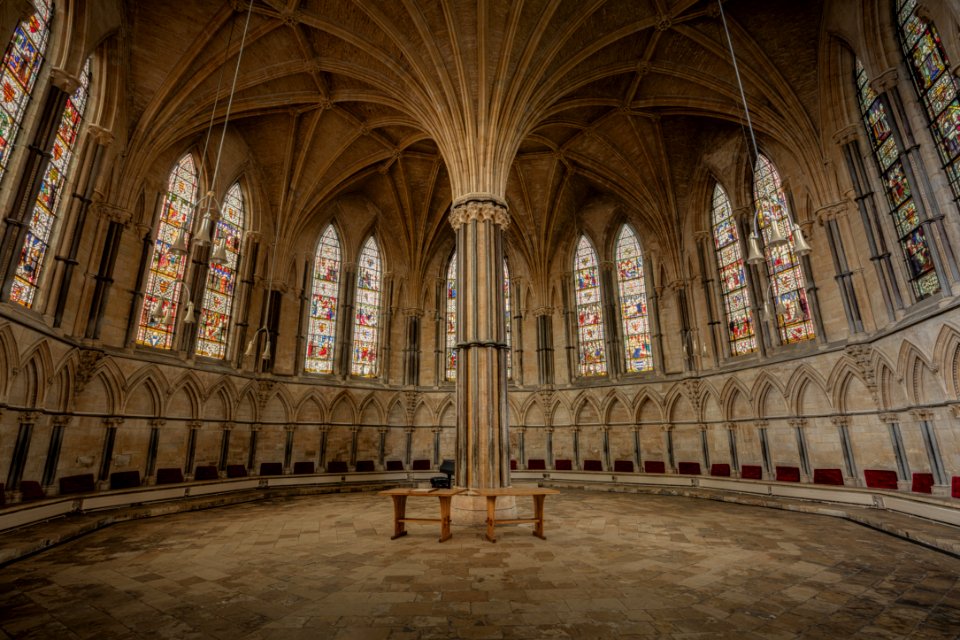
top-left (187, 421), bottom-right (202, 430)
top-left (788, 418), bottom-right (808, 429)
top-left (879, 413), bottom-right (900, 423)
top-left (49, 67), bottom-right (81, 94)
top-left (870, 68), bottom-right (899, 93)
top-left (911, 409), bottom-right (934, 422)
top-left (149, 418), bottom-right (166, 428)
top-left (103, 417), bottom-right (124, 427)
top-left (753, 420), bottom-right (769, 429)
top-left (831, 415), bottom-right (850, 427)
top-left (449, 197), bottom-right (510, 231)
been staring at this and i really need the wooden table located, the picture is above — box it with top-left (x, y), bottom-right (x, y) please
top-left (378, 487), bottom-right (465, 542)
top-left (473, 487), bottom-right (560, 542)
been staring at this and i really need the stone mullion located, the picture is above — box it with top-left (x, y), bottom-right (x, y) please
top-left (736, 210), bottom-right (768, 357)
top-left (434, 277), bottom-right (446, 386)
top-left (0, 82), bottom-right (70, 299)
top-left (380, 276), bottom-right (394, 383)
top-left (509, 276), bottom-right (523, 386)
top-left (42, 416), bottom-right (69, 487)
top-left (535, 308), bottom-right (554, 386)
top-left (338, 263), bottom-right (357, 380)
top-left (52, 128), bottom-right (110, 327)
top-left (182, 242), bottom-right (211, 356)
top-left (293, 257), bottom-right (310, 376)
top-left (600, 261), bottom-right (621, 379)
top-left (821, 210), bottom-right (864, 335)
top-left (695, 232), bottom-right (723, 363)
top-left (785, 192), bottom-right (824, 344)
top-left (124, 219), bottom-right (159, 347)
top-left (840, 138), bottom-right (901, 320)
top-left (233, 236), bottom-right (259, 369)
top-left (402, 309), bottom-right (422, 386)
top-left (452, 199), bottom-right (510, 489)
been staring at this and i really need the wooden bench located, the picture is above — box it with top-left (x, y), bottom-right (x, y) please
top-left (473, 487), bottom-right (560, 542)
top-left (379, 487), bottom-right (465, 542)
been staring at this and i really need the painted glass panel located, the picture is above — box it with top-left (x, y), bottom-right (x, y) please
top-left (615, 226), bottom-right (653, 372)
top-left (711, 184), bottom-right (756, 355)
top-left (11, 58), bottom-right (90, 308)
top-left (753, 155), bottom-right (815, 344)
top-left (574, 235), bottom-right (606, 376)
top-left (444, 252), bottom-right (457, 381)
top-left (897, 0), bottom-right (960, 198)
top-left (504, 259), bottom-right (512, 380)
top-left (855, 58), bottom-right (939, 299)
top-left (195, 183), bottom-right (245, 358)
top-left (305, 225), bottom-right (341, 374)
top-left (0, 0), bottom-right (51, 186)
top-left (136, 154), bottom-right (199, 349)
top-left (351, 236), bottom-right (381, 377)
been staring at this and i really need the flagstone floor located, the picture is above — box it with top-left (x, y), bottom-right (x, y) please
top-left (1, 490), bottom-right (959, 639)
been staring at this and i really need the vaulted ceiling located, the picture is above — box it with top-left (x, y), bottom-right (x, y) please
top-left (114, 0), bottom-right (826, 299)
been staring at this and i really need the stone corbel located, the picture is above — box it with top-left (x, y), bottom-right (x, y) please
top-left (830, 416), bottom-right (849, 427)
top-left (870, 68), bottom-right (899, 94)
top-left (832, 124), bottom-right (861, 147)
top-left (911, 409), bottom-right (934, 422)
top-left (449, 198), bottom-right (510, 230)
top-left (49, 67), bottom-right (81, 94)
top-left (814, 202), bottom-right (848, 225)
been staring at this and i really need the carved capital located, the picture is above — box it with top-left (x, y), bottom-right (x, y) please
top-left (815, 201), bottom-right (848, 224)
top-left (49, 67), bottom-right (81, 94)
top-left (832, 124), bottom-right (861, 146)
top-left (149, 418), bottom-right (166, 428)
top-left (103, 417), bottom-right (124, 427)
top-left (188, 421), bottom-right (202, 430)
top-left (879, 413), bottom-right (900, 423)
top-left (449, 198), bottom-right (510, 231)
top-left (285, 424), bottom-right (297, 433)
top-left (831, 415), bottom-right (850, 427)
top-left (754, 420), bottom-right (769, 429)
top-left (911, 409), bottom-right (934, 422)
top-left (532, 306), bottom-right (553, 318)
top-left (871, 68), bottom-right (899, 93)
top-left (788, 418), bottom-right (808, 429)
top-left (92, 203), bottom-right (132, 226)
top-left (18, 411), bottom-right (39, 425)
top-left (52, 416), bottom-right (72, 427)
top-left (87, 124), bottom-right (115, 147)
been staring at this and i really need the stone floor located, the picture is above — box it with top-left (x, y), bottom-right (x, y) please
top-left (1, 490), bottom-right (959, 639)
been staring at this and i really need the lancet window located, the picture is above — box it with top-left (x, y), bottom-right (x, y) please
top-left (753, 155), bottom-right (815, 344)
top-left (444, 252), bottom-right (457, 381)
top-left (574, 235), bottom-right (606, 376)
top-left (614, 225), bottom-right (653, 372)
top-left (136, 154), bottom-right (199, 349)
top-left (711, 184), bottom-right (756, 354)
top-left (11, 58), bottom-right (91, 308)
top-left (195, 183), bottom-right (245, 358)
top-left (305, 224), bottom-right (342, 374)
top-left (855, 58), bottom-right (939, 299)
top-left (896, 0), bottom-right (960, 198)
top-left (0, 0), bottom-right (51, 187)
top-left (351, 236), bottom-right (381, 377)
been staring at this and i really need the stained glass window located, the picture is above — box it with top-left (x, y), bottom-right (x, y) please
top-left (351, 236), bottom-right (381, 377)
top-left (195, 183), bottom-right (245, 358)
top-left (754, 155), bottom-right (815, 344)
top-left (711, 184), bottom-right (756, 355)
top-left (574, 235), bottom-right (606, 376)
top-left (856, 58), bottom-right (939, 299)
top-left (0, 0), bottom-right (51, 187)
top-left (615, 226), bottom-right (653, 372)
top-left (504, 259), bottom-right (512, 380)
top-left (305, 225), bottom-right (341, 374)
top-left (896, 0), bottom-right (960, 199)
top-left (11, 58), bottom-right (90, 308)
top-left (136, 154), bottom-right (199, 349)
top-left (444, 252), bottom-right (457, 381)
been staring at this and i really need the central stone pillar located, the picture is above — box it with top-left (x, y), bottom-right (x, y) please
top-left (449, 196), bottom-right (516, 522)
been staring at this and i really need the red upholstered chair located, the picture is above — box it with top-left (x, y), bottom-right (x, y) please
top-left (260, 462), bottom-right (284, 476)
top-left (0, 482), bottom-right (5, 508)
top-left (643, 460), bottom-right (666, 474)
top-left (510, 459), bottom-right (517, 470)
top-left (355, 460), bottom-right (375, 472)
top-left (226, 464), bottom-right (248, 478)
top-left (677, 462), bottom-right (701, 475)
top-left (386, 460), bottom-right (405, 471)
top-left (911, 472), bottom-right (934, 494)
top-left (411, 459), bottom-right (431, 471)
top-left (775, 466), bottom-right (800, 482)
top-left (813, 468), bottom-right (844, 485)
top-left (953, 477), bottom-right (960, 499)
top-left (864, 469), bottom-right (899, 490)
top-left (613, 460), bottom-right (634, 473)
top-left (20, 481), bottom-right (45, 501)
top-left (710, 463), bottom-right (731, 477)
top-left (554, 459), bottom-right (573, 470)
top-left (583, 459), bottom-right (603, 471)
top-left (109, 470), bottom-right (141, 490)
top-left (527, 459), bottom-right (546, 470)
top-left (740, 465), bottom-right (762, 480)
top-left (326, 460), bottom-right (349, 473)
top-left (60, 473), bottom-right (96, 494)
top-left (156, 468), bottom-right (185, 484)
top-left (194, 466), bottom-right (219, 481)
top-left (293, 461), bottom-right (315, 474)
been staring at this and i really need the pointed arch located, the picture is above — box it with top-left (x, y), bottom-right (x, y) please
top-left (751, 372), bottom-right (786, 419)
top-left (521, 395), bottom-right (546, 426)
top-left (204, 377), bottom-right (238, 420)
top-left (711, 182), bottom-right (756, 354)
top-left (572, 393), bottom-right (601, 425)
top-left (168, 371), bottom-right (203, 419)
top-left (136, 153), bottom-right (200, 349)
top-left (11, 57), bottom-right (92, 307)
top-left (933, 324), bottom-right (960, 399)
top-left (295, 393), bottom-right (326, 423)
top-left (896, 0), bottom-right (960, 198)
top-left (753, 154), bottom-right (815, 344)
top-left (330, 391), bottom-right (359, 424)
top-left (262, 386), bottom-right (292, 424)
top-left (359, 396), bottom-right (384, 425)
top-left (196, 181), bottom-right (246, 358)
top-left (665, 388), bottom-right (695, 424)
top-left (437, 397), bottom-right (456, 427)
top-left (634, 389), bottom-right (664, 424)
top-left (720, 378), bottom-right (752, 421)
top-left (614, 224), bottom-right (653, 372)
top-left (602, 391), bottom-right (632, 425)
top-left (305, 223), bottom-right (342, 374)
top-left (351, 235), bottom-right (382, 377)
top-left (786, 364), bottom-right (829, 415)
top-left (15, 338), bottom-right (53, 407)
top-left (123, 370), bottom-right (165, 417)
top-left (573, 234), bottom-right (606, 376)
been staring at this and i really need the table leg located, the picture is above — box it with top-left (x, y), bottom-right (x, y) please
top-left (390, 495), bottom-right (408, 540)
top-left (532, 494), bottom-right (546, 539)
top-left (485, 496), bottom-right (498, 542)
top-left (438, 496), bottom-right (453, 542)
